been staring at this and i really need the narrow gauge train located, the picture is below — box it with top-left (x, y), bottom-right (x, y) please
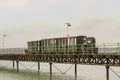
top-left (27, 35), bottom-right (98, 54)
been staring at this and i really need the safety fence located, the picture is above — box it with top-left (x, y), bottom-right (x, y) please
top-left (0, 43), bottom-right (120, 54)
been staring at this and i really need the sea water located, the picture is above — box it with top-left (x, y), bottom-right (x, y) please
top-left (0, 60), bottom-right (120, 80)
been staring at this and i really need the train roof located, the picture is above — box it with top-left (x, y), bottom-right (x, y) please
top-left (40, 35), bottom-right (87, 40)
top-left (27, 35), bottom-right (94, 42)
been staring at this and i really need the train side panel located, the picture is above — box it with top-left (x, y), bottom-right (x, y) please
top-left (76, 36), bottom-right (87, 53)
top-left (27, 35), bottom-right (98, 54)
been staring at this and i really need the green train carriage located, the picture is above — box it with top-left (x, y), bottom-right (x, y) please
top-left (27, 35), bottom-right (98, 54)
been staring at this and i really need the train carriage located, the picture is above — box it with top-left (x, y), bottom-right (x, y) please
top-left (27, 35), bottom-right (98, 54)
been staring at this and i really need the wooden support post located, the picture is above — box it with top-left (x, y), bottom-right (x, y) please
top-left (13, 60), bottom-right (15, 69)
top-left (38, 61), bottom-right (40, 71)
top-left (106, 65), bottom-right (109, 80)
top-left (75, 64), bottom-right (77, 77)
top-left (16, 60), bottom-right (19, 72)
top-left (49, 62), bottom-right (52, 76)
top-left (50, 75), bottom-right (52, 80)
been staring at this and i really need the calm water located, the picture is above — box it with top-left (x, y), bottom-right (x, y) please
top-left (0, 60), bottom-right (120, 80)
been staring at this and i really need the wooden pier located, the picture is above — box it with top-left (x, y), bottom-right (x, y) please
top-left (0, 53), bottom-right (120, 80)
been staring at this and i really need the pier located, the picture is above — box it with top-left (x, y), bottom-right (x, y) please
top-left (0, 53), bottom-right (120, 80)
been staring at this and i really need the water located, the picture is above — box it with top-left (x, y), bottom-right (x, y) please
top-left (0, 61), bottom-right (120, 80)
top-left (0, 61), bottom-right (80, 80)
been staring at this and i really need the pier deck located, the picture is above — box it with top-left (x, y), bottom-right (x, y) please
top-left (0, 53), bottom-right (120, 66)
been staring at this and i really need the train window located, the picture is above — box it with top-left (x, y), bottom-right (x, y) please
top-left (83, 38), bottom-right (87, 41)
top-left (63, 38), bottom-right (65, 46)
top-left (83, 43), bottom-right (87, 45)
top-left (44, 40), bottom-right (45, 46)
top-left (47, 40), bottom-right (49, 46)
top-left (69, 37), bottom-right (75, 45)
top-left (46, 40), bottom-right (48, 46)
top-left (75, 37), bottom-right (76, 45)
top-left (51, 39), bottom-right (54, 46)
top-left (49, 39), bottom-right (51, 46)
top-left (59, 39), bottom-right (60, 45)
top-left (38, 42), bottom-right (39, 45)
top-left (88, 40), bottom-right (91, 43)
top-left (61, 39), bottom-right (63, 46)
top-left (55, 39), bottom-right (56, 45)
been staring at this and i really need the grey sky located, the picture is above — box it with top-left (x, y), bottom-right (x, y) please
top-left (0, 0), bottom-right (120, 48)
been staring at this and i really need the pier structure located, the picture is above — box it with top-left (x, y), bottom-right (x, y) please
top-left (0, 53), bottom-right (120, 80)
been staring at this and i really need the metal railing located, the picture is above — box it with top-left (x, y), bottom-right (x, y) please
top-left (0, 43), bottom-right (120, 54)
top-left (98, 43), bottom-right (120, 54)
top-left (28, 43), bottom-right (120, 54)
top-left (0, 48), bottom-right (25, 54)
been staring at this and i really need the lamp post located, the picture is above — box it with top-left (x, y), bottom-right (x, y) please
top-left (3, 35), bottom-right (7, 53)
top-left (65, 23), bottom-right (71, 54)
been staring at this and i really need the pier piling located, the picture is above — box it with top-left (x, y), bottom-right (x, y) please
top-left (16, 60), bottom-right (19, 72)
top-left (106, 65), bottom-right (109, 80)
top-left (13, 60), bottom-right (15, 69)
top-left (75, 64), bottom-right (77, 77)
top-left (49, 62), bottom-right (52, 76)
top-left (38, 61), bottom-right (40, 71)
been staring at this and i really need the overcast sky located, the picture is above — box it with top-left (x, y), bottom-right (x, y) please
top-left (0, 0), bottom-right (120, 48)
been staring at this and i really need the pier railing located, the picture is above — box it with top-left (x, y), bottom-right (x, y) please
top-left (0, 43), bottom-right (120, 54)
top-left (27, 43), bottom-right (120, 54)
